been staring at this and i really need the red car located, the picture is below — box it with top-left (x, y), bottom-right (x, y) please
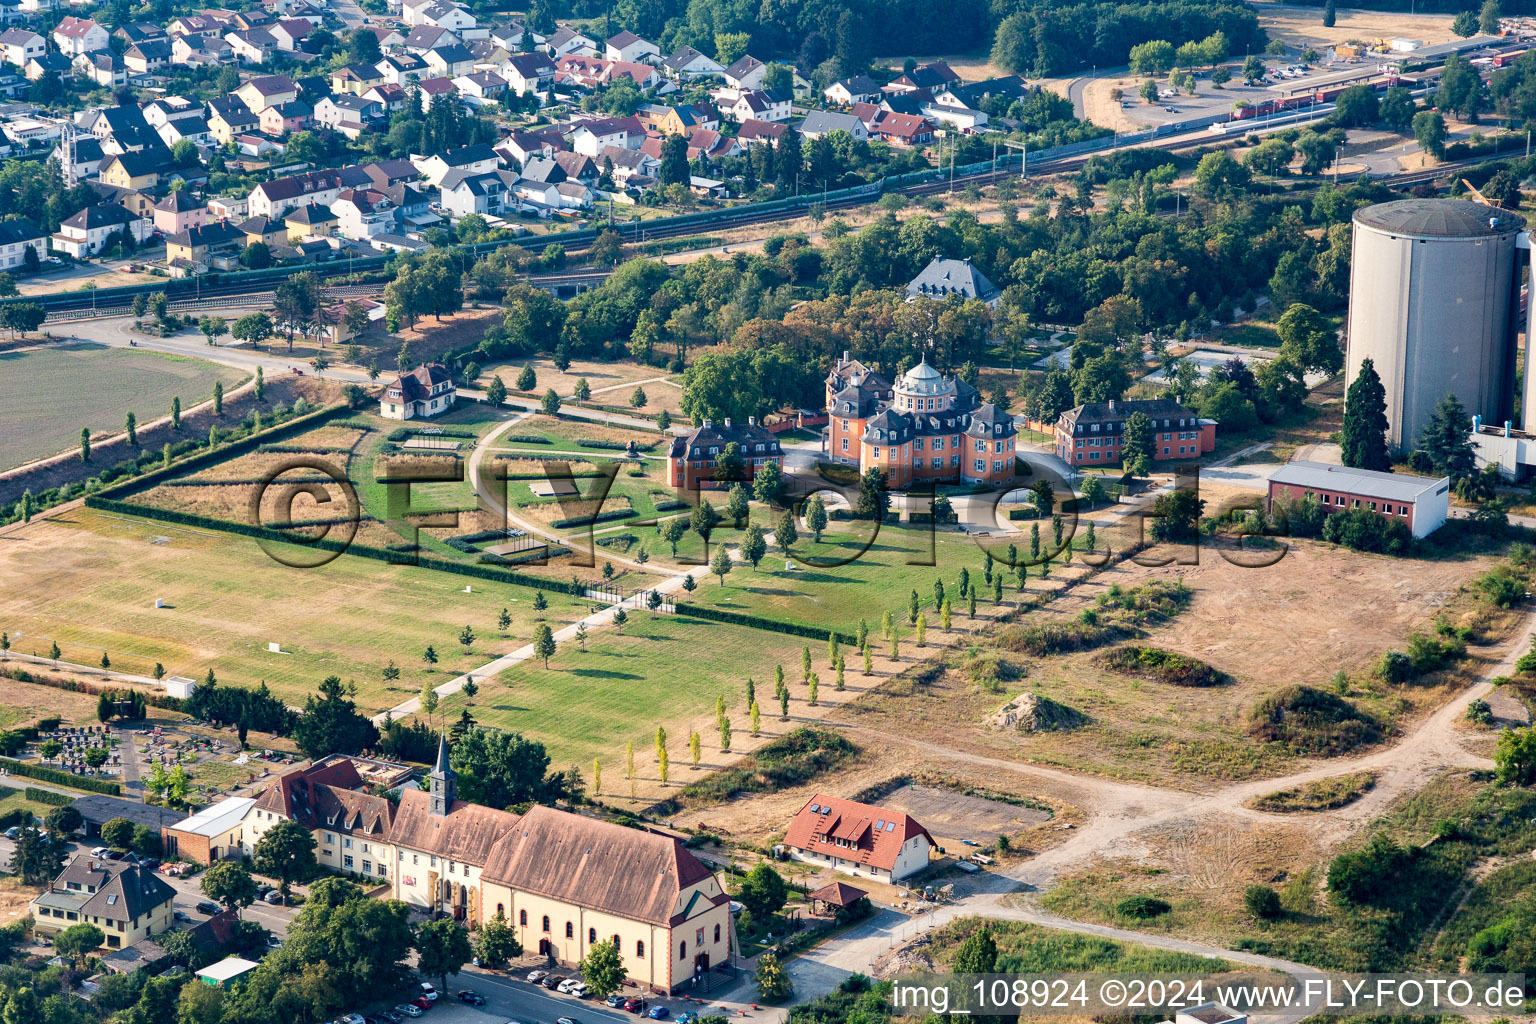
top-left (623, 997), bottom-right (644, 1014)
top-left (412, 997), bottom-right (432, 1011)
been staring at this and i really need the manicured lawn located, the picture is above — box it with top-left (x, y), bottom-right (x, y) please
top-left (463, 613), bottom-right (811, 768)
top-left (0, 343), bottom-right (246, 471)
top-left (0, 508), bottom-right (589, 713)
top-left (684, 525), bottom-right (1040, 634)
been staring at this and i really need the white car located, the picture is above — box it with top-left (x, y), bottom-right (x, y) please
top-left (393, 1006), bottom-right (423, 1019)
top-left (566, 982), bottom-right (588, 998)
top-left (91, 847), bottom-right (109, 857)
top-left (337, 1015), bottom-right (366, 1024)
top-left (556, 978), bottom-right (580, 993)
top-left (419, 983), bottom-right (439, 1003)
top-left (526, 970), bottom-right (549, 984)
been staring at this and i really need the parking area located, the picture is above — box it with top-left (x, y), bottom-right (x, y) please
top-left (878, 784), bottom-right (1052, 848)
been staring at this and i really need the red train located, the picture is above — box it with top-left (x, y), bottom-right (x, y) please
top-left (1229, 74), bottom-right (1402, 120)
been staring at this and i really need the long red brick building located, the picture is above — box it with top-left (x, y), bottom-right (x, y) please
top-left (1054, 398), bottom-right (1214, 468)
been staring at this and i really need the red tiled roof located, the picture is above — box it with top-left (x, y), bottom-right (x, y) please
top-left (784, 793), bottom-right (932, 872)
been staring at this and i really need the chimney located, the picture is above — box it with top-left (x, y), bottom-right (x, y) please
top-left (748, 416), bottom-right (756, 426)
top-left (723, 417), bottom-right (732, 428)
top-left (1107, 400), bottom-right (1115, 414)
top-left (704, 419), bottom-right (713, 429)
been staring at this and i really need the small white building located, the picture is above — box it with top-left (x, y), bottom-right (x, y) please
top-left (1266, 460), bottom-right (1449, 539)
top-left (380, 362), bottom-right (457, 420)
top-left (163, 675), bottom-right (197, 699)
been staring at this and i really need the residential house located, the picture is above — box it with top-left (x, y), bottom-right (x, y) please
top-left (721, 55), bottom-right (765, 90)
top-left (114, 23), bottom-right (165, 45)
top-left (722, 88), bottom-right (789, 124)
top-left (415, 76), bottom-right (457, 101)
top-left (0, 218), bottom-right (44, 268)
top-left (381, 364), bottom-right (457, 420)
top-left (825, 75), bottom-right (881, 106)
top-left (886, 60), bottom-right (959, 93)
top-left (97, 149), bottom-right (168, 191)
top-left (313, 94), bottom-right (383, 138)
top-left (386, 181), bottom-right (436, 228)
top-left (784, 795), bottom-right (934, 883)
top-left (208, 195), bottom-right (248, 219)
top-left (331, 187), bottom-right (395, 238)
top-left (871, 111), bottom-right (933, 146)
top-left (360, 158), bottom-right (420, 190)
top-left (330, 62), bottom-right (383, 94)
top-left (236, 214), bottom-right (286, 247)
top-left (544, 26), bottom-right (597, 57)
top-left (52, 16), bottom-right (108, 56)
top-left (358, 24), bottom-right (406, 50)
top-left (50, 203), bottom-right (149, 257)
top-left (453, 69), bottom-right (506, 103)
top-left (52, 133), bottom-right (103, 180)
top-left (403, 25), bottom-right (459, 53)
top-left (258, 100), bottom-right (311, 135)
top-left (164, 220), bottom-right (245, 270)
top-left (376, 52), bottom-right (426, 85)
top-left (906, 256), bottom-right (1001, 305)
top-left (167, 14), bottom-right (229, 39)
top-left (420, 3), bottom-right (476, 34)
top-left (269, 17), bottom-right (312, 51)
top-left (247, 168), bottom-right (347, 217)
top-left (224, 28), bottom-right (277, 65)
top-left (438, 167), bottom-right (516, 217)
top-left (234, 134), bottom-right (283, 159)
top-left (317, 297), bottom-right (385, 345)
top-left (735, 119), bottom-right (785, 146)
top-left (284, 201), bottom-right (336, 240)
top-left (479, 803), bottom-right (731, 993)
top-left (153, 189), bottom-right (210, 234)
top-left (74, 51), bottom-right (125, 88)
top-left (555, 53), bottom-right (609, 88)
top-left (123, 38), bottom-right (171, 74)
top-left (423, 42), bottom-right (473, 78)
top-left (157, 115), bottom-right (211, 147)
top-left (360, 82), bottom-right (405, 112)
top-left (504, 51), bottom-right (554, 96)
top-left (799, 109), bottom-right (868, 141)
top-left (604, 60), bottom-right (660, 89)
top-left (413, 142), bottom-right (499, 186)
top-left (568, 115), bottom-right (641, 157)
top-left (551, 150), bottom-right (596, 182)
top-left (159, 797), bottom-right (255, 865)
top-left (0, 29), bottom-right (44, 68)
top-left (605, 30), bottom-right (658, 63)
top-left (660, 46), bottom-right (721, 79)
top-left (206, 98), bottom-right (259, 143)
top-left (30, 856), bottom-right (176, 949)
top-left (24, 52), bottom-right (70, 81)
top-left (171, 34), bottom-right (233, 67)
top-left (235, 74), bottom-right (298, 113)
top-left (489, 21), bottom-right (523, 50)
top-left (593, 144), bottom-right (655, 185)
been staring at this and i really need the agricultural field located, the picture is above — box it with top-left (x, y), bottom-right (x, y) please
top-left (0, 674), bottom-right (102, 729)
top-left (0, 507), bottom-right (592, 713)
top-left (473, 355), bottom-right (680, 416)
top-left (0, 343), bottom-right (246, 471)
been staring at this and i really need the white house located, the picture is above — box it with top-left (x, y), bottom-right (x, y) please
top-left (568, 115), bottom-right (639, 157)
top-left (0, 28), bottom-right (44, 68)
top-left (604, 30), bottom-right (658, 63)
top-left (332, 187), bottom-right (396, 239)
top-left (800, 109), bottom-right (868, 141)
top-left (722, 88), bottom-right (790, 123)
top-left (825, 75), bottom-right (881, 106)
top-left (313, 94), bottom-right (383, 138)
top-left (544, 26), bottom-right (597, 57)
top-left (413, 143), bottom-right (499, 186)
top-left (784, 795), bottom-right (934, 883)
top-left (438, 167), bottom-right (516, 218)
top-left (381, 362), bottom-right (457, 419)
top-left (503, 51), bottom-right (554, 96)
top-left (722, 54), bottom-right (765, 90)
top-left (0, 218), bottom-right (46, 269)
top-left (52, 16), bottom-right (108, 56)
top-left (50, 204), bottom-right (150, 258)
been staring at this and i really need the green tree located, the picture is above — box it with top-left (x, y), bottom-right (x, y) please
top-left (473, 912), bottom-right (523, 969)
top-left (775, 509), bottom-right (799, 553)
top-left (54, 922), bottom-right (103, 965)
top-left (1322, 0), bottom-right (1335, 26)
top-left (486, 375), bottom-right (508, 405)
top-left (573, 377), bottom-right (591, 401)
top-left (450, 727), bottom-right (554, 808)
top-left (952, 927), bottom-right (997, 973)
top-left (125, 410), bottom-right (137, 447)
top-left (1276, 302), bottom-right (1342, 376)
top-left (253, 818), bottom-right (316, 898)
top-left (579, 937), bottom-right (626, 998)
top-left (1453, 9), bottom-right (1478, 35)
top-left (1244, 884), bottom-right (1282, 918)
top-left (1129, 39), bottom-right (1175, 74)
top-left (1417, 393), bottom-right (1475, 479)
top-left (726, 483), bottom-right (750, 528)
top-left (754, 460), bottom-right (783, 504)
top-left (1495, 725), bottom-right (1536, 784)
top-left (202, 861), bottom-right (259, 919)
top-left (755, 950), bottom-right (793, 1002)
top-left (805, 495), bottom-right (828, 542)
top-left (1120, 411), bottom-right (1154, 472)
top-left (738, 863), bottom-right (789, 918)
top-left (1480, 0), bottom-right (1502, 35)
top-left (710, 545), bottom-right (733, 585)
top-left (541, 388), bottom-right (561, 415)
top-left (1342, 357), bottom-right (1392, 471)
top-left (101, 817), bottom-right (135, 849)
top-left (515, 363), bottom-right (537, 391)
top-left (1413, 110), bottom-right (1448, 159)
top-left (742, 522), bottom-right (767, 569)
top-left (291, 675), bottom-right (378, 759)
top-left (415, 916), bottom-right (473, 993)
top-left (171, 395), bottom-right (182, 431)
top-left (533, 623), bottom-right (556, 668)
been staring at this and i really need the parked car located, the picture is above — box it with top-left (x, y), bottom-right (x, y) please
top-left (376, 1013), bottom-right (402, 1024)
top-left (556, 1017), bottom-right (579, 1024)
top-left (647, 1008), bottom-right (669, 1020)
top-left (526, 970), bottom-right (549, 984)
top-left (418, 983), bottom-right (439, 1003)
top-left (676, 1013), bottom-right (700, 1024)
top-left (606, 996), bottom-right (626, 1008)
top-left (90, 846), bottom-right (109, 857)
top-left (557, 979), bottom-right (580, 994)
top-left (3, 827), bottom-right (19, 840)
top-left (173, 910), bottom-right (191, 923)
top-left (541, 975), bottom-right (564, 989)
top-left (137, 858), bottom-right (160, 871)
top-left (567, 982), bottom-right (588, 998)
top-left (623, 997), bottom-right (644, 1013)
top-left (337, 1014), bottom-right (366, 1024)
top-left (457, 992), bottom-right (485, 1006)
top-left (393, 1005), bottom-right (423, 1019)
top-left (263, 890), bottom-right (283, 904)
top-left (195, 901), bottom-right (221, 915)
top-left (256, 885), bottom-right (274, 897)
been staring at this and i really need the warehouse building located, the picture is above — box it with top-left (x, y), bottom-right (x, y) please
top-left (1266, 461), bottom-right (1449, 538)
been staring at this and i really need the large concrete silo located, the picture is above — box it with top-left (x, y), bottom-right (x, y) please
top-left (1345, 199), bottom-right (1524, 454)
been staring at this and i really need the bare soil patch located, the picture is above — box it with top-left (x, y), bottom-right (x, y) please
top-left (1254, 3), bottom-right (1459, 52)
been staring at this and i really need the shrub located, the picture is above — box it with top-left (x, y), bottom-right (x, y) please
top-left (1246, 685), bottom-right (1383, 755)
top-left (25, 787), bottom-right (73, 806)
top-left (1377, 649), bottom-right (1413, 684)
top-left (1477, 567), bottom-right (1525, 608)
top-left (1320, 506), bottom-right (1413, 554)
top-left (1099, 646), bottom-right (1227, 687)
top-left (1115, 895), bottom-right (1171, 919)
top-left (1327, 833), bottom-right (1412, 906)
top-left (651, 728), bottom-right (858, 812)
top-left (1244, 884), bottom-right (1281, 919)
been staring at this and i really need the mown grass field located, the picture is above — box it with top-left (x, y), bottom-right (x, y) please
top-left (0, 343), bottom-right (246, 471)
top-left (0, 508), bottom-right (589, 713)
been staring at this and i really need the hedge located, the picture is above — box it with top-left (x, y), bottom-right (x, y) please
top-left (548, 508), bottom-right (637, 529)
top-left (505, 435), bottom-right (553, 444)
top-left (653, 499), bottom-right (689, 513)
top-left (25, 787), bottom-right (73, 806)
top-left (384, 426), bottom-right (479, 442)
top-left (84, 496), bottom-right (584, 597)
top-left (97, 403), bottom-right (350, 501)
top-left (0, 758), bottom-right (119, 795)
top-left (672, 603), bottom-right (855, 644)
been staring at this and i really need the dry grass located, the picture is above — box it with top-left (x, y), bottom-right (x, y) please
top-left (1248, 771), bottom-right (1380, 813)
top-left (1254, 2), bottom-right (1460, 51)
